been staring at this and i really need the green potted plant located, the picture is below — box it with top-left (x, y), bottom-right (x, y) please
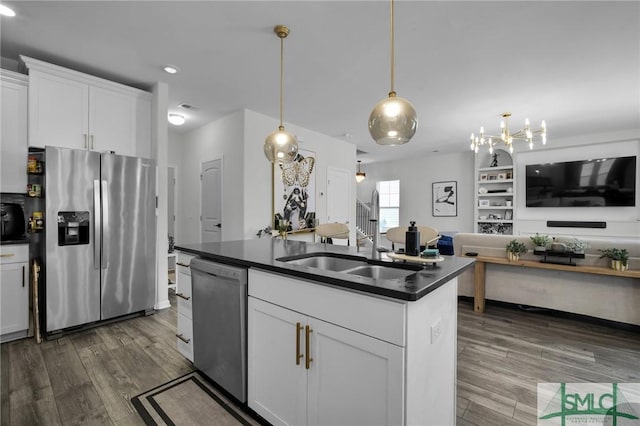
top-left (599, 248), bottom-right (629, 271)
top-left (565, 238), bottom-right (590, 254)
top-left (529, 233), bottom-right (551, 251)
top-left (506, 239), bottom-right (528, 262)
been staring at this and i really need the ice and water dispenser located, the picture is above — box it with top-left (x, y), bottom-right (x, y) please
top-left (57, 211), bottom-right (90, 246)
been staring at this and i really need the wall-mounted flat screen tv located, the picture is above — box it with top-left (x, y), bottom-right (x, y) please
top-left (526, 156), bottom-right (636, 207)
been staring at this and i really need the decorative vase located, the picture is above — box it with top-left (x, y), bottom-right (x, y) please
top-left (611, 260), bottom-right (628, 271)
top-left (507, 252), bottom-right (520, 262)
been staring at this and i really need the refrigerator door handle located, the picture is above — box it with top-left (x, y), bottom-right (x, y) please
top-left (101, 180), bottom-right (109, 269)
top-left (93, 180), bottom-right (101, 270)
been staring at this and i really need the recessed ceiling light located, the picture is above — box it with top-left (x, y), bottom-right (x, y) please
top-left (163, 65), bottom-right (180, 74)
top-left (0, 4), bottom-right (16, 17)
top-left (168, 114), bottom-right (185, 126)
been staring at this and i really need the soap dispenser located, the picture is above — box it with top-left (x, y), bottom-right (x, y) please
top-left (405, 221), bottom-right (420, 256)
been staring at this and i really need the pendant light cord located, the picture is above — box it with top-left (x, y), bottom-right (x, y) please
top-left (280, 35), bottom-right (284, 128)
top-left (390, 0), bottom-right (395, 96)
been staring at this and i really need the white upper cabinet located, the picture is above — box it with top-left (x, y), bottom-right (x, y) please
top-left (21, 55), bottom-right (151, 157)
top-left (0, 70), bottom-right (28, 193)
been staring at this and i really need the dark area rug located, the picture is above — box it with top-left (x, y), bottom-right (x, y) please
top-left (131, 371), bottom-right (259, 426)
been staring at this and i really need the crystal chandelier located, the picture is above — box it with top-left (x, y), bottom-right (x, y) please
top-left (470, 112), bottom-right (547, 154)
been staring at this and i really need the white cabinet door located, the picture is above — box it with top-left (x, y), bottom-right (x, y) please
top-left (0, 245), bottom-right (29, 341)
top-left (248, 295), bottom-right (405, 426)
top-left (28, 70), bottom-right (89, 149)
top-left (307, 317), bottom-right (404, 426)
top-left (89, 85), bottom-right (135, 155)
top-left (248, 297), bottom-right (307, 426)
top-left (23, 56), bottom-right (151, 157)
top-left (0, 72), bottom-right (28, 193)
top-left (0, 262), bottom-right (28, 335)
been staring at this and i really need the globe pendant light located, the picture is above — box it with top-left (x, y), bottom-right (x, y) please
top-left (368, 0), bottom-right (418, 146)
top-left (355, 160), bottom-right (366, 183)
top-left (264, 25), bottom-right (299, 164)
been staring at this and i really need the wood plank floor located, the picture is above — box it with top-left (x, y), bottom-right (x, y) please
top-left (2, 295), bottom-right (639, 425)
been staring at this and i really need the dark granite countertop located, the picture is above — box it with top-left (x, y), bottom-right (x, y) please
top-left (175, 239), bottom-right (474, 301)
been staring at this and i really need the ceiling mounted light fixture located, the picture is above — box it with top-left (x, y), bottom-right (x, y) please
top-left (163, 65), bottom-right (180, 74)
top-left (355, 160), bottom-right (366, 183)
top-left (168, 113), bottom-right (185, 126)
top-left (264, 25), bottom-right (298, 164)
top-left (470, 112), bottom-right (547, 154)
top-left (0, 4), bottom-right (16, 17)
top-left (368, 0), bottom-right (418, 146)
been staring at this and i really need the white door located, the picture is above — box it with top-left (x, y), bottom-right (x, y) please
top-left (200, 159), bottom-right (222, 243)
top-left (167, 166), bottom-right (176, 239)
top-left (307, 317), bottom-right (404, 426)
top-left (327, 167), bottom-right (350, 224)
top-left (248, 297), bottom-right (307, 426)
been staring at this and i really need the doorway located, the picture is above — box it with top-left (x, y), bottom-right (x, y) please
top-left (201, 158), bottom-right (222, 243)
top-left (326, 167), bottom-right (351, 245)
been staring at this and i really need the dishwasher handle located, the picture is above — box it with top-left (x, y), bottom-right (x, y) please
top-left (190, 258), bottom-right (247, 282)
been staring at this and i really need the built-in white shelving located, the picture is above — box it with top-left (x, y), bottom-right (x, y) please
top-left (474, 148), bottom-right (515, 235)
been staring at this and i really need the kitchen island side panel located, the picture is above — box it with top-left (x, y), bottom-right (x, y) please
top-left (405, 277), bottom-right (458, 425)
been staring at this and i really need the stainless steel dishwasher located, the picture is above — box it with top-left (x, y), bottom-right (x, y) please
top-left (190, 258), bottom-right (248, 402)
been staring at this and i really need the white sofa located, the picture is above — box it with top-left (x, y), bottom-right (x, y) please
top-left (453, 233), bottom-right (640, 325)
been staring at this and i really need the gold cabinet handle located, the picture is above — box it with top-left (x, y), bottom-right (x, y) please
top-left (305, 325), bottom-right (313, 370)
top-left (296, 322), bottom-right (303, 365)
top-left (84, 133), bottom-right (88, 149)
top-left (90, 134), bottom-right (95, 150)
top-left (176, 262), bottom-right (190, 268)
top-left (0, 253), bottom-right (15, 257)
top-left (176, 292), bottom-right (190, 301)
top-left (176, 333), bottom-right (191, 344)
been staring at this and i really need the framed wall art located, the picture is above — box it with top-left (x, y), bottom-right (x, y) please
top-left (432, 180), bottom-right (457, 217)
top-left (273, 149), bottom-right (316, 231)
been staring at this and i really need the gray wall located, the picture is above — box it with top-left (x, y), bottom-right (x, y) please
top-left (356, 151), bottom-right (475, 234)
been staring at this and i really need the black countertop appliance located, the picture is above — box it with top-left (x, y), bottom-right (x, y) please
top-left (0, 203), bottom-right (26, 242)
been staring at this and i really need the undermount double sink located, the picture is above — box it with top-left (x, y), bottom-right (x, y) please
top-left (277, 253), bottom-right (422, 280)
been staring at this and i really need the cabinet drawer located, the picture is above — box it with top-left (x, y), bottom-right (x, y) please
top-left (177, 252), bottom-right (195, 276)
top-left (176, 278), bottom-right (192, 318)
top-left (176, 312), bottom-right (193, 362)
top-left (249, 269), bottom-right (406, 346)
top-left (0, 244), bottom-right (29, 265)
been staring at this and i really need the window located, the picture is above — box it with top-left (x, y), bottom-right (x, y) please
top-left (377, 180), bottom-right (399, 233)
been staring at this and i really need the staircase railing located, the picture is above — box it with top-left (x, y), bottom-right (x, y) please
top-left (356, 198), bottom-right (375, 243)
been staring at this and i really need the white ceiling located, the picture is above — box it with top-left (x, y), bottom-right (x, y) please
top-left (1, 1), bottom-right (638, 163)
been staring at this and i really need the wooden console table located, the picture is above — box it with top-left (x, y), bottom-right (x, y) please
top-left (470, 255), bottom-right (640, 313)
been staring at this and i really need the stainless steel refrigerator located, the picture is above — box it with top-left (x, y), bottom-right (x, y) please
top-left (44, 146), bottom-right (156, 335)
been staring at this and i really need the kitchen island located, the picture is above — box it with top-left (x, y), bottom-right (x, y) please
top-left (176, 238), bottom-right (474, 426)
